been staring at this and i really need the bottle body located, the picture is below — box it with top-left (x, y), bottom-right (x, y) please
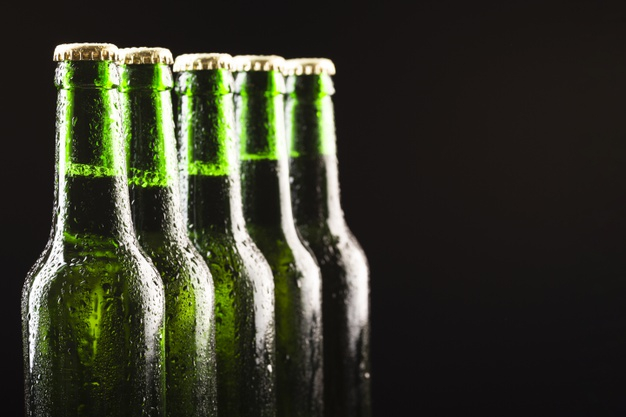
top-left (174, 60), bottom-right (276, 417)
top-left (234, 61), bottom-right (324, 417)
top-left (285, 70), bottom-right (371, 417)
top-left (21, 51), bottom-right (166, 417)
top-left (23, 236), bottom-right (166, 417)
top-left (118, 52), bottom-right (218, 417)
top-left (136, 228), bottom-right (217, 417)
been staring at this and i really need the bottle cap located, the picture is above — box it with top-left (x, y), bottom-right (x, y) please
top-left (53, 43), bottom-right (119, 62)
top-left (117, 47), bottom-right (173, 65)
top-left (232, 55), bottom-right (286, 73)
top-left (283, 58), bottom-right (336, 76)
top-left (173, 53), bottom-right (234, 72)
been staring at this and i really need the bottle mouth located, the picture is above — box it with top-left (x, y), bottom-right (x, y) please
top-left (173, 53), bottom-right (234, 72)
top-left (232, 55), bottom-right (286, 73)
top-left (117, 47), bottom-right (173, 65)
top-left (53, 43), bottom-right (119, 62)
top-left (283, 58), bottom-right (336, 76)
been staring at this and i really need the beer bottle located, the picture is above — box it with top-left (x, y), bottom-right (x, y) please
top-left (284, 58), bottom-right (372, 417)
top-left (173, 52), bottom-right (276, 417)
top-left (233, 54), bottom-right (324, 417)
top-left (116, 47), bottom-right (218, 417)
top-left (21, 43), bottom-right (166, 417)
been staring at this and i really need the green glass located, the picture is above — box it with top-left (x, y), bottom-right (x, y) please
top-left (284, 59), bottom-right (371, 417)
top-left (117, 47), bottom-right (218, 417)
top-left (233, 55), bottom-right (324, 417)
top-left (21, 43), bottom-right (166, 417)
top-left (173, 53), bottom-right (276, 417)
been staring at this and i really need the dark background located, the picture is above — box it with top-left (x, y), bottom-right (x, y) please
top-left (5, 0), bottom-right (626, 415)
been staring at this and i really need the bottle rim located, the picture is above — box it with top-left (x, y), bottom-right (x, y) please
top-left (283, 57), bottom-right (336, 76)
top-left (53, 43), bottom-right (119, 62)
top-left (117, 47), bottom-right (173, 65)
top-left (232, 54), bottom-right (286, 73)
top-left (173, 53), bottom-right (234, 72)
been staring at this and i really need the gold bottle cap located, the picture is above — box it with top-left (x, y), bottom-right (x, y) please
top-left (53, 43), bottom-right (119, 62)
top-left (117, 47), bottom-right (173, 65)
top-left (172, 53), bottom-right (234, 72)
top-left (283, 58), bottom-right (336, 76)
top-left (232, 55), bottom-right (286, 73)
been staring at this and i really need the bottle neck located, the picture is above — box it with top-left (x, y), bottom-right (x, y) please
top-left (119, 63), bottom-right (187, 239)
top-left (285, 73), bottom-right (346, 228)
top-left (235, 70), bottom-right (296, 230)
top-left (52, 60), bottom-right (135, 243)
top-left (175, 69), bottom-right (245, 235)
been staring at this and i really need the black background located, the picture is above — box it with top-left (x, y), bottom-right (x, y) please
top-left (6, 0), bottom-right (626, 415)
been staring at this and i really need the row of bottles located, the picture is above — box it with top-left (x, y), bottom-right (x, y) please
top-left (21, 43), bottom-right (370, 417)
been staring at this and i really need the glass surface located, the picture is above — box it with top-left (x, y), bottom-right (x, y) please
top-left (22, 58), bottom-right (166, 417)
top-left (119, 61), bottom-right (218, 417)
top-left (175, 67), bottom-right (277, 417)
top-left (286, 73), bottom-right (371, 417)
top-left (235, 68), bottom-right (324, 417)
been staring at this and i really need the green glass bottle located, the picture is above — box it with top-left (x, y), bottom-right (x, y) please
top-left (233, 54), bottom-right (324, 417)
top-left (116, 47), bottom-right (218, 417)
top-left (173, 53), bottom-right (276, 417)
top-left (21, 43), bottom-right (166, 417)
top-left (284, 58), bottom-right (371, 417)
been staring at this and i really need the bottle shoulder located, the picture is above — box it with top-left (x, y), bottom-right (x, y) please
top-left (192, 229), bottom-right (274, 280)
top-left (248, 223), bottom-right (321, 281)
top-left (23, 237), bottom-right (163, 292)
top-left (140, 240), bottom-right (214, 289)
top-left (295, 221), bottom-right (370, 273)
top-left (137, 230), bottom-right (210, 267)
top-left (298, 220), bottom-right (367, 253)
top-left (22, 247), bottom-right (164, 318)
